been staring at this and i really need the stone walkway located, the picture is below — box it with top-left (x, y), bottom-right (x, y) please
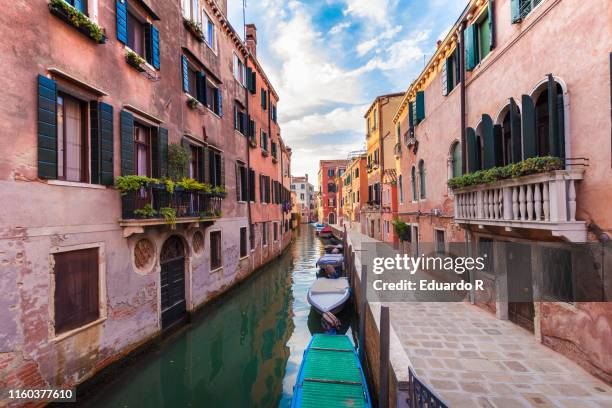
top-left (338, 224), bottom-right (612, 408)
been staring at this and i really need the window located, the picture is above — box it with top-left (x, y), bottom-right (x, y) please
top-left (208, 147), bottom-right (223, 187)
top-left (134, 122), bottom-right (151, 177)
top-left (542, 246), bottom-right (573, 303)
top-left (203, 12), bottom-right (216, 50)
top-left (327, 169), bottom-right (335, 177)
top-left (372, 109), bottom-right (378, 130)
top-left (182, 0), bottom-right (201, 24)
top-left (411, 166), bottom-right (417, 201)
top-left (399, 174), bottom-right (404, 203)
top-left (466, 8), bottom-right (493, 70)
top-left (442, 48), bottom-right (461, 95)
top-left (186, 63), bottom-right (199, 98)
top-left (206, 81), bottom-right (222, 116)
top-left (271, 142), bottom-right (278, 159)
top-left (513, 0), bottom-right (543, 23)
top-left (248, 168), bottom-right (256, 202)
top-left (236, 162), bottom-right (248, 201)
top-left (300, 184), bottom-right (305, 189)
top-left (354, 168), bottom-right (359, 178)
top-left (261, 88), bottom-right (267, 110)
top-left (127, 10), bottom-right (146, 57)
top-left (233, 53), bottom-right (246, 86)
top-left (396, 122), bottom-right (401, 142)
top-left (262, 222), bottom-right (268, 245)
top-left (53, 248), bottom-right (99, 334)
top-left (210, 230), bottom-right (222, 270)
top-left (240, 227), bottom-right (247, 258)
top-left (234, 103), bottom-right (246, 134)
top-left (273, 223), bottom-right (278, 242)
top-left (327, 183), bottom-right (335, 193)
top-left (189, 145), bottom-right (203, 181)
top-left (435, 230), bottom-right (445, 254)
top-left (65, 0), bottom-right (87, 14)
top-left (418, 160), bottom-right (426, 199)
top-left (451, 142), bottom-right (462, 178)
top-left (300, 193), bottom-right (305, 200)
top-left (260, 129), bottom-right (268, 152)
top-left (57, 93), bottom-right (87, 182)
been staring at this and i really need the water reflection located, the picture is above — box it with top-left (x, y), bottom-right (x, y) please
top-left (84, 226), bottom-right (354, 408)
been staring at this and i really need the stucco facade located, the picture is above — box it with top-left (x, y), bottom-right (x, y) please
top-left (0, 0), bottom-right (290, 398)
top-left (317, 160), bottom-right (348, 225)
top-left (291, 175), bottom-right (314, 223)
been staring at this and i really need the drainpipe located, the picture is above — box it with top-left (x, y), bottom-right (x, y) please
top-left (459, 21), bottom-right (467, 174)
top-left (245, 54), bottom-right (252, 265)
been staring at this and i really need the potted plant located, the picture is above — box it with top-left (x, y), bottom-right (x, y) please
top-left (134, 204), bottom-right (157, 219)
top-left (183, 18), bottom-right (205, 42)
top-left (167, 143), bottom-right (190, 181)
top-left (48, 0), bottom-right (106, 43)
top-left (115, 175), bottom-right (157, 195)
top-left (187, 96), bottom-right (200, 110)
top-left (212, 185), bottom-right (227, 198)
top-left (159, 207), bottom-right (177, 227)
top-left (126, 50), bottom-right (146, 72)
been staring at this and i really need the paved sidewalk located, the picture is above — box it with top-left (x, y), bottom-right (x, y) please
top-left (339, 224), bottom-right (612, 408)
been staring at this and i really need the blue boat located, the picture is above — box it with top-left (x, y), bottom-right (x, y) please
top-left (291, 334), bottom-right (372, 408)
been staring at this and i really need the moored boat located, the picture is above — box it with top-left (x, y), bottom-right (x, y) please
top-left (307, 277), bottom-right (350, 314)
top-left (319, 226), bottom-right (333, 238)
top-left (291, 334), bottom-right (372, 408)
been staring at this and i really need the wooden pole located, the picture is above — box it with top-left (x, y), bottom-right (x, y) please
top-left (358, 265), bottom-right (368, 365)
top-left (379, 305), bottom-right (390, 408)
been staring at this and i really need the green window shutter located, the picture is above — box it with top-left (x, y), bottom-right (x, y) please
top-left (479, 13), bottom-right (491, 60)
top-left (509, 97), bottom-right (522, 163)
top-left (196, 72), bottom-right (206, 104)
top-left (521, 94), bottom-right (537, 159)
top-left (415, 91), bottom-right (425, 123)
top-left (250, 71), bottom-right (256, 94)
top-left (90, 102), bottom-right (100, 184)
top-left (454, 47), bottom-right (461, 85)
top-left (452, 143), bottom-right (462, 178)
top-left (493, 124), bottom-right (504, 167)
top-left (219, 153), bottom-right (225, 187)
top-left (511, 0), bottom-right (521, 23)
top-left (465, 24), bottom-right (477, 71)
top-left (99, 102), bottom-right (115, 185)
top-left (408, 101), bottom-right (414, 128)
top-left (120, 110), bottom-right (134, 175)
top-left (441, 58), bottom-right (449, 96)
top-left (466, 127), bottom-right (478, 173)
top-left (481, 114), bottom-right (497, 169)
top-left (446, 56), bottom-right (453, 94)
top-left (488, 0), bottom-right (496, 50)
top-left (38, 75), bottom-right (58, 179)
top-left (152, 127), bottom-right (168, 179)
top-left (547, 74), bottom-right (560, 158)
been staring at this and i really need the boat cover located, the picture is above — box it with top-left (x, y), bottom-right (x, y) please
top-left (310, 278), bottom-right (349, 295)
top-left (316, 254), bottom-right (343, 267)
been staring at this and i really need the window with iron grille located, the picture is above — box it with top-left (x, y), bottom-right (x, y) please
top-left (210, 231), bottom-right (222, 270)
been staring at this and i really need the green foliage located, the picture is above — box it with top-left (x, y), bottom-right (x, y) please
top-left (161, 178), bottom-right (175, 193)
top-left (168, 143), bottom-right (191, 181)
top-left (187, 97), bottom-right (199, 109)
top-left (176, 178), bottom-right (211, 192)
top-left (392, 218), bottom-right (411, 242)
top-left (212, 185), bottom-right (227, 196)
top-left (134, 204), bottom-right (157, 218)
top-left (115, 175), bottom-right (157, 195)
top-left (125, 50), bottom-right (145, 67)
top-left (447, 156), bottom-right (563, 190)
top-left (49, 0), bottom-right (104, 42)
top-left (159, 207), bottom-right (177, 226)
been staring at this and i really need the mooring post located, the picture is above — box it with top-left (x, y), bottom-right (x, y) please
top-left (379, 305), bottom-right (390, 408)
top-left (358, 265), bottom-right (368, 364)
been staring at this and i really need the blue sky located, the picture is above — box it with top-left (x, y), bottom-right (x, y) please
top-left (227, 0), bottom-right (468, 186)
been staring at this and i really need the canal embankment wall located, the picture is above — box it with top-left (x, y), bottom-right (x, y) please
top-left (330, 224), bottom-right (412, 407)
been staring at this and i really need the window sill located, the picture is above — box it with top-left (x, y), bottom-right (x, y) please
top-left (210, 266), bottom-right (223, 274)
top-left (240, 255), bottom-right (249, 260)
top-left (47, 180), bottom-right (107, 190)
top-left (51, 316), bottom-right (107, 343)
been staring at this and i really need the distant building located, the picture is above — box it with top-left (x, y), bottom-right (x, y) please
top-left (317, 160), bottom-right (349, 225)
top-left (291, 175), bottom-right (314, 223)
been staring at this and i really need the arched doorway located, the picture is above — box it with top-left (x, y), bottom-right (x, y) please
top-left (328, 212), bottom-right (336, 225)
top-left (533, 80), bottom-right (565, 159)
top-left (160, 235), bottom-right (187, 329)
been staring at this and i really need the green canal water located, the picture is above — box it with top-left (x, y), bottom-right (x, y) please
top-left (83, 225), bottom-right (356, 408)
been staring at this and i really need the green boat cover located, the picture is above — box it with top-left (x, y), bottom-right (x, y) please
top-left (293, 335), bottom-right (370, 408)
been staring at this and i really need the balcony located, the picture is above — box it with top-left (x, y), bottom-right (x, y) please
top-left (119, 185), bottom-right (224, 237)
top-left (453, 169), bottom-right (586, 241)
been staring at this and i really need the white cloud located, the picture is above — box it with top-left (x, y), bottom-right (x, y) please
top-left (283, 105), bottom-right (368, 141)
top-left (352, 30), bottom-right (429, 74)
top-left (341, 0), bottom-right (397, 26)
top-left (329, 21), bottom-right (351, 35)
top-left (356, 25), bottom-right (402, 57)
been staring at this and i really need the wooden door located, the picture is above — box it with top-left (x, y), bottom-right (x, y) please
top-left (160, 236), bottom-right (187, 329)
top-left (506, 243), bottom-right (534, 332)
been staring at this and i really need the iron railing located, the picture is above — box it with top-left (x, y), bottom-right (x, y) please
top-left (121, 186), bottom-right (223, 220)
top-left (406, 368), bottom-right (448, 408)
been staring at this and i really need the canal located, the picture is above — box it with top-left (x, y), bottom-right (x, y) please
top-left (82, 225), bottom-right (357, 408)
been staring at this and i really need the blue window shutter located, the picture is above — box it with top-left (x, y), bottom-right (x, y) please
top-left (465, 24), bottom-right (476, 71)
top-left (90, 102), bottom-right (100, 184)
top-left (151, 25), bottom-right (160, 69)
top-left (116, 0), bottom-right (128, 44)
top-left (511, 0), bottom-right (521, 23)
top-left (415, 91), bottom-right (425, 123)
top-left (217, 88), bottom-right (223, 116)
top-left (99, 102), bottom-right (114, 185)
top-left (38, 75), bottom-right (58, 179)
top-left (196, 72), bottom-right (206, 104)
top-left (481, 114), bottom-right (497, 169)
top-left (466, 127), bottom-right (478, 173)
top-left (488, 0), bottom-right (496, 50)
top-left (73, 0), bottom-right (85, 13)
top-left (120, 110), bottom-right (135, 175)
top-left (521, 94), bottom-right (537, 159)
top-left (181, 56), bottom-right (189, 92)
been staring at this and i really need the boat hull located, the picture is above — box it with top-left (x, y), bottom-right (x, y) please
top-left (307, 277), bottom-right (350, 314)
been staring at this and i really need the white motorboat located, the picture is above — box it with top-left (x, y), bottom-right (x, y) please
top-left (307, 277), bottom-right (350, 314)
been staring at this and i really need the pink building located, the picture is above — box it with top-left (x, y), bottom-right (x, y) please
top-left (393, 0), bottom-right (612, 382)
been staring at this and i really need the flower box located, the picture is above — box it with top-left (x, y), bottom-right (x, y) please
top-left (48, 0), bottom-right (106, 44)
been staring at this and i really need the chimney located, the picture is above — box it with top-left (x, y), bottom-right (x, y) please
top-left (246, 24), bottom-right (257, 57)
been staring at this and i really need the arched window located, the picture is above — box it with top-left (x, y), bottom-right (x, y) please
top-left (327, 182), bottom-right (335, 193)
top-left (534, 80), bottom-right (565, 158)
top-left (500, 102), bottom-right (521, 165)
top-left (451, 142), bottom-right (462, 178)
top-left (475, 135), bottom-right (483, 170)
top-left (418, 160), bottom-right (426, 199)
top-left (411, 166), bottom-right (417, 201)
top-left (398, 174), bottom-right (404, 203)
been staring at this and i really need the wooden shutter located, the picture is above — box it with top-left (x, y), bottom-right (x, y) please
top-left (446, 56), bottom-right (453, 95)
top-left (481, 114), bottom-right (497, 169)
top-left (38, 75), bottom-right (58, 179)
top-left (493, 124), bottom-right (504, 167)
top-left (408, 101), bottom-right (414, 129)
top-left (521, 94), bottom-right (537, 158)
top-left (202, 146), bottom-right (209, 184)
top-left (219, 152), bottom-right (225, 187)
top-left (150, 25), bottom-right (160, 69)
top-left (152, 127), bottom-right (168, 178)
top-left (465, 24), bottom-right (477, 71)
top-left (99, 102), bottom-right (114, 185)
top-left (90, 102), bottom-right (100, 184)
top-left (241, 167), bottom-right (248, 201)
top-left (415, 91), bottom-right (425, 123)
top-left (116, 0), bottom-right (128, 44)
top-left (120, 110), bottom-right (134, 175)
top-left (196, 72), bottom-right (207, 105)
top-left (259, 174), bottom-right (264, 202)
top-left (547, 74), bottom-right (560, 157)
top-left (466, 127), bottom-right (478, 173)
top-left (235, 162), bottom-right (240, 200)
top-left (250, 70), bottom-right (256, 94)
top-left (511, 0), bottom-right (521, 23)
top-left (454, 47), bottom-right (461, 86)
top-left (441, 58), bottom-right (449, 96)
top-left (54, 248), bottom-right (99, 334)
top-left (488, 0), bottom-right (496, 50)
top-left (249, 168), bottom-right (256, 201)
top-left (509, 98), bottom-right (522, 163)
top-left (181, 56), bottom-right (189, 92)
